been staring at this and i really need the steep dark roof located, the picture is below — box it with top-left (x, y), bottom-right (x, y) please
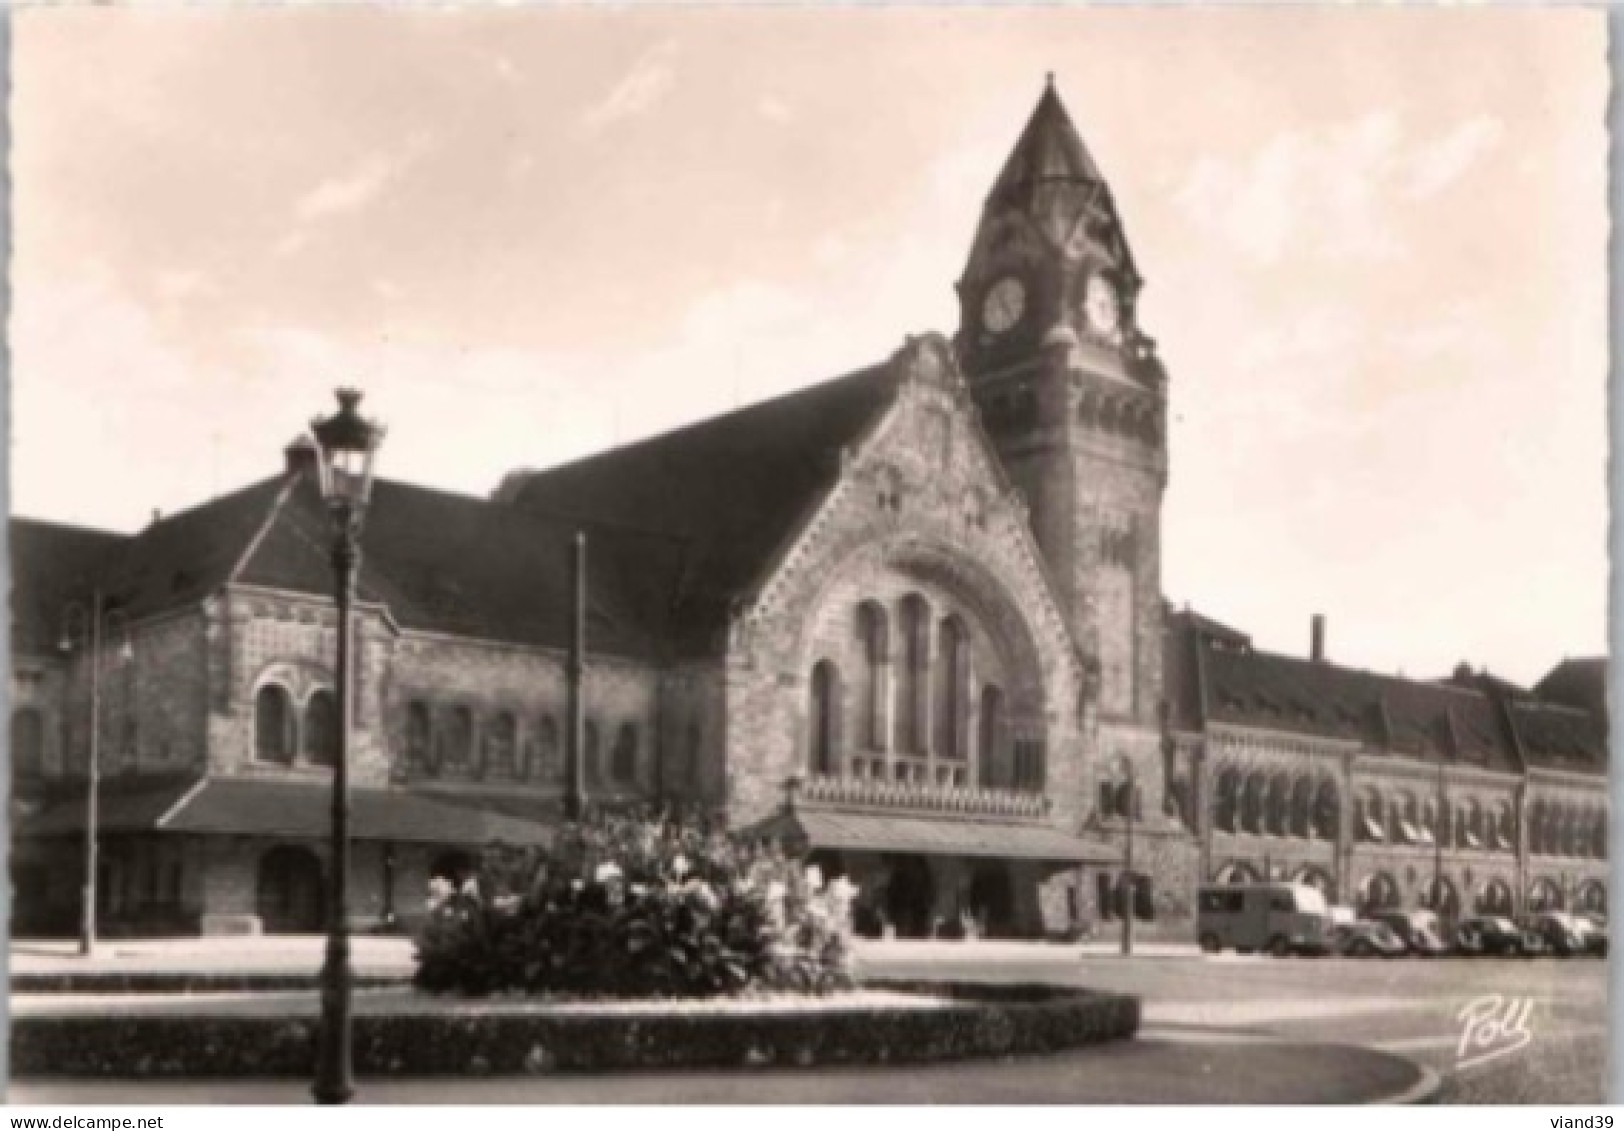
top-left (1511, 700), bottom-right (1607, 774)
top-left (1534, 657), bottom-right (1608, 722)
top-left (12, 470), bottom-right (682, 660)
top-left (8, 518), bottom-right (128, 658)
top-left (506, 363), bottom-right (899, 654)
top-left (1166, 609), bottom-right (1607, 777)
top-left (1201, 645), bottom-right (1520, 772)
top-left (987, 79), bottom-right (1105, 205)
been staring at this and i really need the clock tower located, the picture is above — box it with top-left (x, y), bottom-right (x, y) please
top-left (955, 76), bottom-right (1168, 726)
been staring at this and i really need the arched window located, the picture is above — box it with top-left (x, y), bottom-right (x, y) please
top-left (1214, 861), bottom-right (1261, 885)
top-left (1288, 776), bottom-right (1313, 838)
top-left (897, 595), bottom-right (930, 755)
top-left (405, 701), bottom-right (432, 772)
top-left (531, 715), bottom-right (559, 780)
top-left (856, 602), bottom-right (890, 751)
top-left (810, 661), bottom-right (839, 775)
top-left (978, 684), bottom-right (1002, 785)
top-left (1264, 772), bottom-right (1290, 836)
top-left (611, 723), bottom-right (639, 784)
top-left (254, 685), bottom-right (296, 765)
top-left (484, 712), bottom-right (517, 778)
top-left (1395, 793), bottom-right (1421, 845)
top-left (1358, 791), bottom-right (1386, 843)
top-left (1240, 771), bottom-right (1266, 834)
top-left (439, 706), bottom-right (473, 774)
top-left (933, 617), bottom-right (970, 759)
top-left (304, 690), bottom-right (338, 767)
top-left (1528, 877), bottom-right (1564, 912)
top-left (1360, 872), bottom-right (1399, 913)
top-left (1459, 798), bottom-right (1485, 849)
top-left (1491, 801), bottom-right (1516, 851)
top-left (1478, 878), bottom-right (1514, 915)
top-left (1214, 768), bottom-right (1240, 833)
top-left (1311, 779), bottom-right (1339, 841)
top-left (1577, 880), bottom-right (1607, 916)
top-left (584, 719), bottom-right (601, 787)
top-left (1529, 800), bottom-right (1548, 854)
top-left (11, 708), bottom-right (44, 779)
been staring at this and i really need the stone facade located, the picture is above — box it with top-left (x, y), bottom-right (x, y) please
top-left (10, 79), bottom-right (1605, 942)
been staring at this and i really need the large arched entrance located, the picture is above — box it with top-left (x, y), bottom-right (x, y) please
top-left (883, 854), bottom-right (935, 938)
top-left (256, 846), bottom-right (324, 933)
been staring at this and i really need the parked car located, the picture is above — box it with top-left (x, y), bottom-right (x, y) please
top-left (1511, 918), bottom-right (1550, 958)
top-left (1577, 914), bottom-right (1609, 956)
top-left (1530, 912), bottom-right (1597, 958)
top-left (1370, 910), bottom-right (1449, 956)
top-left (1329, 919), bottom-right (1407, 958)
top-left (1196, 882), bottom-right (1333, 956)
top-left (1454, 915), bottom-right (1526, 956)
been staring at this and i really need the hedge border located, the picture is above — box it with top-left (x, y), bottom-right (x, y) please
top-left (11, 972), bottom-right (410, 995)
top-left (12, 981), bottom-right (1139, 1077)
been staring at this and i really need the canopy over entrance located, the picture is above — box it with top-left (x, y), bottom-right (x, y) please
top-left (747, 806), bottom-right (1119, 865)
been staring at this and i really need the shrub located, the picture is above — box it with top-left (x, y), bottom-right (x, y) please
top-left (413, 811), bottom-right (856, 999)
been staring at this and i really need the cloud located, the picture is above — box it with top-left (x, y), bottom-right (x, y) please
top-left (1175, 112), bottom-right (1504, 266)
top-left (1175, 113), bottom-right (1403, 265)
top-left (292, 134), bottom-right (433, 222)
top-left (581, 41), bottom-right (677, 134)
top-left (1407, 115), bottom-right (1504, 199)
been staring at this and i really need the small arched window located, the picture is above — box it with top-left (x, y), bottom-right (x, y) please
top-left (405, 701), bottom-right (433, 772)
top-left (857, 602), bottom-right (890, 751)
top-left (977, 684), bottom-right (1003, 785)
top-left (933, 617), bottom-right (969, 759)
top-left (1311, 779), bottom-right (1339, 841)
top-left (584, 719), bottom-right (601, 787)
top-left (897, 595), bottom-right (929, 755)
top-left (530, 715), bottom-right (559, 780)
top-left (254, 685), bottom-right (296, 765)
top-left (810, 661), bottom-right (839, 776)
top-left (304, 690), bottom-right (338, 767)
top-left (439, 706), bottom-right (473, 774)
top-left (11, 708), bottom-right (44, 779)
top-left (611, 723), bottom-right (639, 784)
top-left (484, 712), bottom-right (517, 778)
top-left (1214, 768), bottom-right (1240, 833)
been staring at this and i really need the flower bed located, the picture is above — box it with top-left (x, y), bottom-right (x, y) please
top-left (415, 813), bottom-right (855, 1000)
top-left (10, 982), bottom-right (1139, 1077)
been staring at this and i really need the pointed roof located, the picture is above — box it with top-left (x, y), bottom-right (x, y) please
top-left (970, 76), bottom-right (1140, 286)
top-left (986, 75), bottom-right (1104, 209)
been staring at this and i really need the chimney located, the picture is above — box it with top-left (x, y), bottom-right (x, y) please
top-left (284, 434), bottom-right (319, 478)
top-left (1310, 614), bottom-right (1326, 663)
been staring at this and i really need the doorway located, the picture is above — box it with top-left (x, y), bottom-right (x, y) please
top-left (256, 846), bottom-right (325, 933)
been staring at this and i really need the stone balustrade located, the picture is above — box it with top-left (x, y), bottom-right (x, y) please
top-left (798, 772), bottom-right (1051, 820)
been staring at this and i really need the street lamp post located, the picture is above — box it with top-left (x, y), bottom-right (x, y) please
top-left (308, 388), bottom-right (385, 1107)
top-left (58, 591), bottom-right (132, 958)
top-left (564, 531), bottom-right (588, 822)
top-left (1121, 765), bottom-right (1136, 957)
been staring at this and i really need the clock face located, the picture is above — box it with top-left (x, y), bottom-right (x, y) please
top-left (1084, 275), bottom-right (1121, 337)
top-left (981, 276), bottom-right (1026, 334)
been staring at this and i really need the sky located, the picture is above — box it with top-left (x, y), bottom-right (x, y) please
top-left (11, 6), bottom-right (1609, 687)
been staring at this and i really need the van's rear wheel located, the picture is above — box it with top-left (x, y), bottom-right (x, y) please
top-left (1267, 935), bottom-right (1291, 957)
top-left (1199, 932), bottom-right (1221, 954)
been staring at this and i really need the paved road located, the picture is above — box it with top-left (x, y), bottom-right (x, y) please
top-left (861, 949), bottom-right (1608, 1103)
top-left (8, 941), bottom-right (1605, 1104)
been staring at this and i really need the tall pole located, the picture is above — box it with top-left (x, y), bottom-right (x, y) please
top-left (1121, 768), bottom-right (1135, 956)
top-left (313, 523), bottom-right (357, 1106)
top-left (564, 531), bottom-right (588, 821)
top-left (1433, 760), bottom-right (1446, 919)
top-left (80, 589), bottom-right (103, 957)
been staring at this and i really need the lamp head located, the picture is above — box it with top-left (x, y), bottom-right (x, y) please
top-left (310, 388), bottom-right (386, 517)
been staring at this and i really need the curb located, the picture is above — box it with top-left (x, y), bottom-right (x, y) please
top-left (1373, 1063), bottom-right (1443, 1105)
